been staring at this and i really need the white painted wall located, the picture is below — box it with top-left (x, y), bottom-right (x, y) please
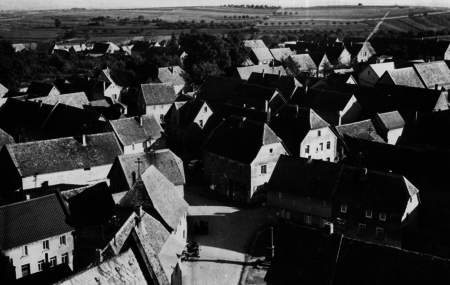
top-left (299, 127), bottom-right (337, 161)
top-left (172, 213), bottom-right (188, 245)
top-left (145, 104), bottom-right (172, 123)
top-left (387, 128), bottom-right (404, 145)
top-left (192, 103), bottom-right (213, 129)
top-left (123, 139), bottom-right (163, 155)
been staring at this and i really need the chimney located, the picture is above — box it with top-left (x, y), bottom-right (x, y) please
top-left (265, 100), bottom-right (269, 112)
top-left (95, 249), bottom-right (103, 263)
top-left (82, 134), bottom-right (86, 146)
top-left (266, 107), bottom-right (271, 124)
top-left (435, 84), bottom-right (439, 90)
top-left (132, 171), bottom-right (136, 185)
top-left (305, 85), bottom-right (308, 94)
top-left (262, 69), bottom-right (265, 78)
top-left (134, 205), bottom-right (143, 217)
top-left (337, 110), bottom-right (342, 126)
top-left (278, 70), bottom-right (281, 78)
top-left (139, 116), bottom-right (143, 127)
top-left (265, 227), bottom-right (275, 261)
top-left (415, 111), bottom-right (418, 123)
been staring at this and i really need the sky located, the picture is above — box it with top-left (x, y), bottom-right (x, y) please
top-left (1, 0), bottom-right (450, 11)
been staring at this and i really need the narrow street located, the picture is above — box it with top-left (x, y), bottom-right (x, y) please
top-left (182, 191), bottom-right (268, 285)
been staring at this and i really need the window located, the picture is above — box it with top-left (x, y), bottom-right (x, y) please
top-left (269, 148), bottom-right (273, 154)
top-left (261, 165), bottom-right (267, 174)
top-left (132, 144), bottom-right (135, 151)
top-left (278, 192), bottom-right (282, 199)
top-left (320, 143), bottom-right (323, 151)
top-left (142, 141), bottom-right (147, 148)
top-left (204, 107), bottom-right (208, 112)
top-left (38, 260), bottom-right (44, 271)
top-left (60, 235), bottom-right (66, 245)
top-left (22, 245), bottom-right (28, 256)
top-left (50, 257), bottom-right (57, 267)
top-left (304, 215), bottom-right (312, 224)
top-left (21, 264), bottom-right (30, 277)
top-left (318, 130), bottom-right (321, 137)
top-left (305, 145), bottom-right (310, 154)
top-left (305, 197), bottom-right (311, 204)
top-left (322, 201), bottom-right (327, 208)
top-left (210, 172), bottom-right (215, 183)
top-left (340, 204), bottom-right (347, 213)
top-left (220, 176), bottom-right (224, 187)
top-left (379, 212), bottom-right (386, 221)
top-left (43, 240), bottom-right (49, 250)
top-left (220, 157), bottom-right (225, 167)
top-left (366, 210), bottom-right (372, 218)
top-left (160, 114), bottom-right (164, 121)
top-left (161, 105), bottom-right (164, 109)
top-left (327, 141), bottom-right (330, 149)
top-left (239, 164), bottom-right (244, 175)
top-left (199, 120), bottom-right (203, 127)
top-left (211, 155), bottom-right (215, 165)
top-left (286, 211), bottom-right (291, 219)
top-left (376, 228), bottom-right (384, 239)
top-left (358, 224), bottom-right (366, 235)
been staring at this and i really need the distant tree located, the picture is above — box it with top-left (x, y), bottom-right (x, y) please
top-left (224, 15), bottom-right (227, 18)
top-left (358, 3), bottom-right (362, 5)
top-left (55, 18), bottom-right (62, 29)
top-left (423, 12), bottom-right (428, 16)
top-left (284, 11), bottom-right (288, 15)
top-left (137, 15), bottom-right (145, 21)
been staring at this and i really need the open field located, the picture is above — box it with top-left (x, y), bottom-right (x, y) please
top-left (1, 6), bottom-right (450, 44)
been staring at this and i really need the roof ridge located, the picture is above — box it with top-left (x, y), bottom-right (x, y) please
top-left (0, 193), bottom-right (55, 209)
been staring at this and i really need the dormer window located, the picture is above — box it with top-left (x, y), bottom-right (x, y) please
top-left (341, 204), bottom-right (347, 213)
top-left (365, 209), bottom-right (372, 218)
top-left (204, 107), bottom-right (208, 112)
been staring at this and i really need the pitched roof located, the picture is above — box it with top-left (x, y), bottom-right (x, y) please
top-left (234, 65), bottom-right (287, 80)
top-left (377, 111), bottom-right (405, 130)
top-left (26, 82), bottom-right (57, 97)
top-left (243, 40), bottom-right (267, 49)
top-left (335, 119), bottom-right (385, 142)
top-left (53, 82), bottom-right (84, 94)
top-left (269, 105), bottom-right (329, 156)
top-left (247, 72), bottom-right (302, 99)
top-left (251, 48), bottom-right (274, 62)
top-left (119, 166), bottom-right (189, 230)
top-left (315, 45), bottom-right (347, 63)
top-left (380, 67), bottom-right (425, 88)
top-left (367, 62), bottom-right (396, 77)
top-left (413, 61), bottom-right (450, 89)
top-left (141, 83), bottom-right (177, 106)
top-left (197, 75), bottom-right (245, 106)
top-left (0, 127), bottom-right (14, 148)
top-left (5, 132), bottom-right (122, 177)
top-left (176, 99), bottom-right (208, 130)
top-left (290, 88), bottom-right (355, 113)
top-left (203, 117), bottom-right (281, 164)
top-left (109, 114), bottom-right (164, 146)
top-left (90, 80), bottom-right (113, 93)
top-left (113, 149), bottom-right (185, 188)
top-left (0, 194), bottom-right (73, 250)
top-left (131, 41), bottom-right (154, 52)
top-left (414, 40), bottom-right (450, 56)
top-left (308, 51), bottom-right (327, 67)
top-left (231, 83), bottom-right (281, 103)
top-left (269, 48), bottom-right (294, 62)
top-left (29, 92), bottom-right (89, 109)
top-left (289, 54), bottom-right (317, 72)
top-left (157, 66), bottom-right (186, 86)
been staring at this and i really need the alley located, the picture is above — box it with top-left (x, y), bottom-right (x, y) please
top-left (182, 191), bottom-right (268, 285)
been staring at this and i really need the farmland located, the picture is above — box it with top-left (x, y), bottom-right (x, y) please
top-left (1, 5), bottom-right (450, 44)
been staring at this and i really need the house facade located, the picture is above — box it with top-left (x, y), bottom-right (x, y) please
top-left (137, 83), bottom-right (178, 123)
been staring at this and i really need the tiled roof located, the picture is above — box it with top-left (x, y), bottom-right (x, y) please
top-left (289, 54), bottom-right (317, 72)
top-left (5, 132), bottom-right (122, 177)
top-left (243, 40), bottom-right (267, 49)
top-left (269, 155), bottom-right (342, 198)
top-left (29, 92), bottom-right (89, 109)
top-left (203, 117), bottom-right (281, 164)
top-left (157, 66), bottom-right (186, 86)
top-left (197, 75), bottom-right (245, 105)
top-left (377, 111), bottom-right (405, 130)
top-left (414, 61), bottom-right (450, 89)
top-left (109, 114), bottom-right (164, 146)
top-left (0, 194), bottom-right (73, 250)
top-left (234, 65), bottom-right (286, 80)
top-left (119, 166), bottom-right (188, 230)
top-left (231, 83), bottom-right (280, 102)
top-left (251, 48), bottom-right (274, 62)
top-left (414, 40), bottom-right (450, 56)
top-left (113, 149), bottom-right (185, 188)
top-left (269, 48), bottom-right (293, 62)
top-left (26, 82), bottom-right (57, 97)
top-left (54, 82), bottom-right (84, 94)
top-left (0, 127), bottom-right (14, 148)
top-left (141, 83), bottom-right (177, 106)
top-left (290, 88), bottom-right (355, 112)
top-left (381, 67), bottom-right (425, 88)
top-left (368, 62), bottom-right (396, 77)
top-left (270, 105), bottom-right (329, 156)
top-left (336, 119), bottom-right (385, 143)
top-left (247, 72), bottom-right (302, 99)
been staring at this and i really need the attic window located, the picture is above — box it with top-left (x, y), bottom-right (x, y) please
top-left (269, 148), bottom-right (273, 153)
top-left (318, 130), bottom-right (321, 137)
top-left (204, 107), bottom-right (207, 112)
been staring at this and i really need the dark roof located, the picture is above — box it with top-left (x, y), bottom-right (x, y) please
top-left (157, 66), bottom-right (186, 86)
top-left (90, 80), bottom-right (113, 93)
top-left (414, 40), bottom-right (450, 57)
top-left (377, 111), bottom-right (405, 130)
top-left (54, 82), bottom-right (84, 94)
top-left (335, 119), bottom-right (385, 143)
top-left (60, 182), bottom-right (116, 227)
top-left (269, 155), bottom-right (342, 199)
top-left (26, 82), bottom-right (57, 97)
top-left (332, 237), bottom-right (450, 285)
top-left (90, 43), bottom-right (112, 54)
top-left (5, 132), bottom-right (122, 177)
top-left (290, 88), bottom-right (355, 112)
top-left (345, 42), bottom-right (376, 57)
top-left (269, 105), bottom-right (329, 156)
top-left (109, 114), bottom-right (164, 146)
top-left (112, 149), bottom-right (185, 188)
top-left (264, 223), bottom-right (341, 285)
top-left (231, 83), bottom-right (280, 102)
top-left (0, 194), bottom-right (74, 250)
top-left (176, 99), bottom-right (208, 130)
top-left (119, 166), bottom-right (189, 230)
top-left (413, 61), bottom-right (450, 89)
top-left (13, 263), bottom-right (72, 285)
top-left (203, 117), bottom-right (281, 164)
top-left (197, 76), bottom-right (245, 107)
top-left (247, 72), bottom-right (302, 99)
top-left (234, 65), bottom-right (286, 80)
top-left (141, 83), bottom-right (177, 106)
top-left (308, 51), bottom-right (327, 67)
top-left (315, 45), bottom-right (347, 63)
top-left (131, 41), bottom-right (153, 52)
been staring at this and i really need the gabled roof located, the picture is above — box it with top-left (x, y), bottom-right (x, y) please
top-left (231, 83), bottom-right (281, 102)
top-left (176, 99), bottom-right (208, 130)
top-left (5, 132), bottom-right (122, 177)
top-left (131, 41), bottom-right (154, 52)
top-left (203, 117), bottom-right (281, 164)
top-left (234, 65), bottom-right (287, 80)
top-left (413, 61), bottom-right (450, 89)
top-left (250, 48), bottom-right (274, 62)
top-left (157, 66), bottom-right (186, 86)
top-left (414, 39), bottom-right (450, 56)
top-left (345, 42), bottom-right (376, 56)
top-left (112, 149), bottom-right (185, 188)
top-left (0, 127), bottom-right (14, 148)
top-left (308, 51), bottom-right (328, 67)
top-left (289, 54), bottom-right (317, 71)
top-left (315, 45), bottom-right (347, 63)
top-left (290, 88), bottom-right (355, 112)
top-left (269, 48), bottom-right (294, 62)
top-left (269, 105), bottom-right (329, 156)
top-left (247, 72), bottom-right (302, 99)
top-left (336, 119), bottom-right (385, 142)
top-left (109, 114), bottom-right (164, 146)
top-left (243, 39), bottom-right (267, 49)
top-left (377, 111), bottom-right (405, 130)
top-left (119, 166), bottom-right (189, 230)
top-left (29, 92), bottom-right (89, 109)
top-left (380, 67), bottom-right (425, 88)
top-left (90, 80), bottom-right (113, 93)
top-left (54, 81), bottom-right (84, 94)
top-left (141, 83), bottom-right (177, 106)
top-left (26, 82), bottom-right (57, 97)
top-left (366, 62), bottom-right (396, 77)
top-left (0, 194), bottom-right (74, 250)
